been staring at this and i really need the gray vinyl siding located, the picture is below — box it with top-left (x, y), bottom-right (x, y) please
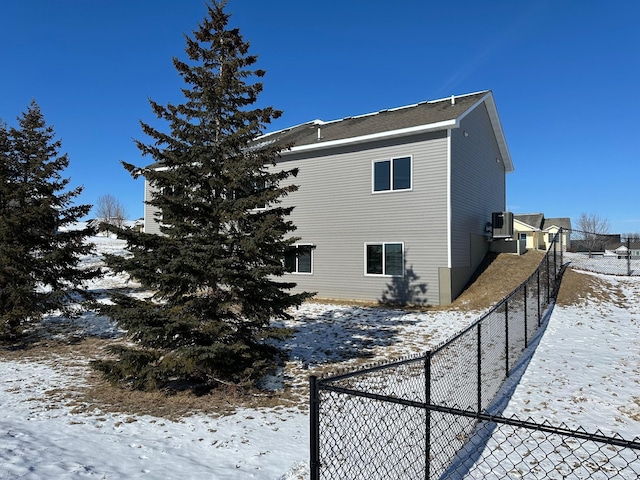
top-left (449, 103), bottom-right (506, 271)
top-left (143, 180), bottom-right (162, 235)
top-left (138, 96), bottom-right (510, 305)
top-left (276, 131), bottom-right (449, 305)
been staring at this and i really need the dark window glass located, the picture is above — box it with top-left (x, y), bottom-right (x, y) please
top-left (285, 245), bottom-right (312, 273)
top-left (373, 160), bottom-right (391, 192)
top-left (366, 243), bottom-right (403, 276)
top-left (284, 248), bottom-right (296, 272)
top-left (298, 245), bottom-right (312, 273)
top-left (366, 244), bottom-right (383, 274)
top-left (384, 243), bottom-right (403, 276)
top-left (393, 157), bottom-right (411, 190)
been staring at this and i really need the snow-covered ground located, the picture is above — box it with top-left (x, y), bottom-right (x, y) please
top-left (565, 251), bottom-right (640, 276)
top-left (462, 270), bottom-right (640, 478)
top-left (1, 235), bottom-right (639, 478)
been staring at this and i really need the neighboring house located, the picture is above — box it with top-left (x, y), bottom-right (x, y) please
top-left (89, 218), bottom-right (144, 233)
top-left (131, 218), bottom-right (145, 233)
top-left (572, 234), bottom-right (621, 254)
top-left (613, 242), bottom-right (640, 259)
top-left (513, 213), bottom-right (572, 252)
top-left (144, 90), bottom-right (513, 305)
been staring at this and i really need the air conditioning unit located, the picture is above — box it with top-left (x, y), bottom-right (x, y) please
top-left (492, 212), bottom-right (513, 239)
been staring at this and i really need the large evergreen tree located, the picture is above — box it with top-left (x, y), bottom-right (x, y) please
top-left (0, 101), bottom-right (97, 340)
top-left (96, 1), bottom-right (311, 391)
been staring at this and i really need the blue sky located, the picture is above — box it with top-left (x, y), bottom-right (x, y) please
top-left (1, 1), bottom-right (639, 233)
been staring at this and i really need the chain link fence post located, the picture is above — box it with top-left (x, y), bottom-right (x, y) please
top-left (477, 322), bottom-right (482, 413)
top-left (524, 283), bottom-right (528, 348)
top-left (628, 237), bottom-right (632, 276)
top-left (309, 375), bottom-right (320, 480)
top-left (546, 254), bottom-right (551, 304)
top-left (537, 268), bottom-right (541, 327)
top-left (560, 227), bottom-right (564, 267)
top-left (425, 351), bottom-right (432, 480)
top-left (504, 299), bottom-right (510, 376)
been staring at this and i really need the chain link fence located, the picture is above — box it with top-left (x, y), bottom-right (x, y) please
top-left (310, 231), bottom-right (640, 479)
top-left (567, 229), bottom-right (640, 276)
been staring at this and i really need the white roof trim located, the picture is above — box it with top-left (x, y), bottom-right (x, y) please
top-left (278, 91), bottom-right (513, 172)
top-left (254, 119), bottom-right (325, 141)
top-left (514, 218), bottom-right (541, 231)
top-left (286, 119), bottom-right (458, 154)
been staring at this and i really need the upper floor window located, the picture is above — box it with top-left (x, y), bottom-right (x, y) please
top-left (285, 244), bottom-right (314, 274)
top-left (234, 178), bottom-right (267, 210)
top-left (373, 156), bottom-right (412, 193)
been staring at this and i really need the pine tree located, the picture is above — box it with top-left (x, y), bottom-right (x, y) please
top-left (96, 1), bottom-right (311, 391)
top-left (0, 101), bottom-right (97, 340)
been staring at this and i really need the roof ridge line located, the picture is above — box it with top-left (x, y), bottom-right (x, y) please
top-left (311, 90), bottom-right (491, 126)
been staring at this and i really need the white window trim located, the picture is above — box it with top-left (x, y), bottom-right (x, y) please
top-left (364, 242), bottom-right (405, 277)
top-left (288, 243), bottom-right (314, 275)
top-left (371, 156), bottom-right (413, 194)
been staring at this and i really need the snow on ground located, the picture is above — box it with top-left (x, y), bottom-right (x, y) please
top-left (461, 272), bottom-right (640, 478)
top-left (564, 251), bottom-right (640, 276)
top-left (1, 235), bottom-right (639, 478)
top-left (503, 272), bottom-right (640, 438)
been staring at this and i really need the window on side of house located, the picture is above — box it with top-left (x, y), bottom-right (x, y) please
top-left (365, 242), bottom-right (404, 276)
top-left (233, 178), bottom-right (267, 210)
top-left (372, 156), bottom-right (412, 193)
top-left (252, 178), bottom-right (267, 210)
top-left (285, 244), bottom-right (313, 274)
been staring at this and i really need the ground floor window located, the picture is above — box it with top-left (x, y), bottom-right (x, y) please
top-left (365, 242), bottom-right (403, 276)
top-left (285, 244), bottom-right (313, 274)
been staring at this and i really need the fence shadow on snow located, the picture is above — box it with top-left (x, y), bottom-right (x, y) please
top-left (309, 230), bottom-right (640, 479)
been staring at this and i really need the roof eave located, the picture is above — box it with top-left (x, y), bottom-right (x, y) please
top-left (514, 219), bottom-right (541, 231)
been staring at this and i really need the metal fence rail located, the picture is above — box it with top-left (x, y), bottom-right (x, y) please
top-left (309, 231), bottom-right (640, 479)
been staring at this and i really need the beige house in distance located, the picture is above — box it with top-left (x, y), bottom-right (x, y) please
top-left (514, 213), bottom-right (571, 252)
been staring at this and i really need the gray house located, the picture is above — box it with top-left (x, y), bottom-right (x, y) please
top-left (143, 90), bottom-right (513, 305)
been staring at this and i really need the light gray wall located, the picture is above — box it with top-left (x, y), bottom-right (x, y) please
top-left (276, 131), bottom-right (449, 305)
top-left (139, 101), bottom-right (510, 306)
top-left (143, 180), bottom-right (162, 235)
top-left (447, 102), bottom-right (507, 299)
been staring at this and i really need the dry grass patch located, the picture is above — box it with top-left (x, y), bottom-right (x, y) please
top-left (0, 336), bottom-right (305, 420)
top-left (69, 370), bottom-right (305, 421)
top-left (448, 250), bottom-right (546, 311)
top-left (70, 371), bottom-right (292, 421)
top-left (556, 269), bottom-right (620, 306)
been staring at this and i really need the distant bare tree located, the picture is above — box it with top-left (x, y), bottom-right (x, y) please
top-left (576, 212), bottom-right (610, 255)
top-left (95, 194), bottom-right (127, 229)
top-left (623, 233), bottom-right (640, 242)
